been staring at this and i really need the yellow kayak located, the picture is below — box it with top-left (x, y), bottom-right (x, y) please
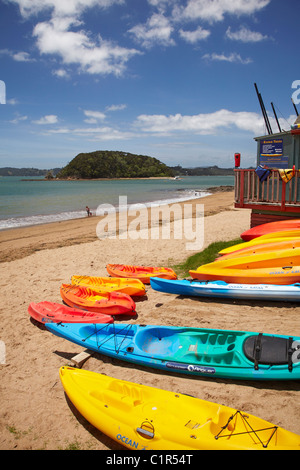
top-left (220, 232), bottom-right (300, 255)
top-left (195, 248), bottom-right (300, 270)
top-left (59, 367), bottom-right (300, 450)
top-left (189, 248), bottom-right (300, 284)
top-left (71, 275), bottom-right (146, 297)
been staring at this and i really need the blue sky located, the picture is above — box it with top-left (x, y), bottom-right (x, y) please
top-left (0, 0), bottom-right (299, 169)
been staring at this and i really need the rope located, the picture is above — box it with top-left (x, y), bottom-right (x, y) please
top-left (81, 323), bottom-right (134, 354)
top-left (214, 410), bottom-right (278, 448)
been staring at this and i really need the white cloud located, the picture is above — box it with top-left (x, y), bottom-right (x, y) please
top-left (33, 114), bottom-right (59, 124)
top-left (179, 26), bottom-right (210, 44)
top-left (147, 0), bottom-right (177, 7)
top-left (203, 52), bottom-right (252, 64)
top-left (106, 104), bottom-right (127, 111)
top-left (83, 110), bottom-right (106, 123)
top-left (47, 125), bottom-right (133, 141)
top-left (173, 0), bottom-right (271, 23)
top-left (226, 26), bottom-right (269, 42)
top-left (12, 51), bottom-right (34, 62)
top-left (134, 109), bottom-right (265, 135)
top-left (128, 13), bottom-right (175, 49)
top-left (33, 16), bottom-right (140, 76)
top-left (0, 48), bottom-right (34, 62)
top-left (6, 98), bottom-right (19, 105)
top-left (8, 0), bottom-right (140, 77)
top-left (9, 115), bottom-right (28, 124)
top-left (52, 68), bottom-right (70, 78)
top-left (8, 0), bottom-right (124, 18)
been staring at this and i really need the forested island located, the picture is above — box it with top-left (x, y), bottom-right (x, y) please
top-left (56, 151), bottom-right (174, 179)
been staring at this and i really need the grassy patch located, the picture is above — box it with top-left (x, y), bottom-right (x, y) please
top-left (173, 238), bottom-right (243, 278)
top-left (6, 425), bottom-right (32, 440)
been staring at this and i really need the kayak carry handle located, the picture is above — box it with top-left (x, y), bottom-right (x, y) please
top-left (136, 422), bottom-right (155, 439)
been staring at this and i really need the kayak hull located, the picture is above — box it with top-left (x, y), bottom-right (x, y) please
top-left (106, 264), bottom-right (177, 284)
top-left (189, 266), bottom-right (300, 285)
top-left (219, 239), bottom-right (300, 260)
top-left (150, 277), bottom-right (300, 302)
top-left (60, 284), bottom-right (136, 316)
top-left (71, 275), bottom-right (146, 297)
top-left (28, 301), bottom-right (114, 324)
top-left (59, 366), bottom-right (300, 450)
top-left (189, 248), bottom-right (300, 285)
top-left (219, 236), bottom-right (300, 256)
top-left (241, 220), bottom-right (300, 241)
top-left (46, 323), bottom-right (300, 381)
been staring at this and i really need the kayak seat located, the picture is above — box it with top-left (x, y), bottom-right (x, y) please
top-left (243, 334), bottom-right (294, 370)
top-left (209, 410), bottom-right (235, 435)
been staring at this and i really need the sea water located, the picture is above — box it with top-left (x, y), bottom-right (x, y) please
top-left (0, 175), bottom-right (234, 230)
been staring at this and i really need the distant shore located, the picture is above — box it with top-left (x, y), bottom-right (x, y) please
top-left (21, 176), bottom-right (177, 181)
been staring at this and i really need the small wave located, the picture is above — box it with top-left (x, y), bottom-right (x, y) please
top-left (0, 210), bottom-right (87, 230)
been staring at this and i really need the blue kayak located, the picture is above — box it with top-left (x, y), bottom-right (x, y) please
top-left (46, 322), bottom-right (300, 380)
top-left (150, 277), bottom-right (300, 302)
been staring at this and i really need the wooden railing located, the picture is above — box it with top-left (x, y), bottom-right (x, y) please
top-left (234, 169), bottom-right (300, 213)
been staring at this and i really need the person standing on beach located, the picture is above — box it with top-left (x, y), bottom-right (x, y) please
top-left (86, 206), bottom-right (92, 217)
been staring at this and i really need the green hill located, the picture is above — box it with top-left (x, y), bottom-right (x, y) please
top-left (170, 165), bottom-right (233, 176)
top-left (56, 150), bottom-right (174, 179)
top-left (0, 167), bottom-right (61, 177)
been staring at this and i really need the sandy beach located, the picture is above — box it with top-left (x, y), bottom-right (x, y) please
top-left (1, 189), bottom-right (300, 450)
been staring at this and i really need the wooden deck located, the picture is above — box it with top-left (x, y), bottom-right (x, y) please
top-left (234, 169), bottom-right (300, 226)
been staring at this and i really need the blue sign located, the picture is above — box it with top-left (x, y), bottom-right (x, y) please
top-left (260, 139), bottom-right (288, 168)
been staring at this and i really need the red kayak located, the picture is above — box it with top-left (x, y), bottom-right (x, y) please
top-left (28, 301), bottom-right (114, 324)
top-left (241, 219), bottom-right (300, 241)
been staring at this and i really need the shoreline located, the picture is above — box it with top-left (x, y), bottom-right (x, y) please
top-left (0, 185), bottom-right (234, 233)
top-left (21, 176), bottom-right (177, 181)
top-left (0, 189), bottom-right (235, 263)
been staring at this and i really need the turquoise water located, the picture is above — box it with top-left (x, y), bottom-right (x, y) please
top-left (0, 175), bottom-right (234, 230)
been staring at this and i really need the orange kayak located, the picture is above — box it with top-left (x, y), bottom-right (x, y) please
top-left (60, 284), bottom-right (136, 316)
top-left (106, 264), bottom-right (177, 284)
top-left (71, 275), bottom-right (146, 297)
top-left (28, 301), bottom-right (114, 324)
top-left (219, 236), bottom-right (300, 255)
top-left (241, 220), bottom-right (300, 241)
